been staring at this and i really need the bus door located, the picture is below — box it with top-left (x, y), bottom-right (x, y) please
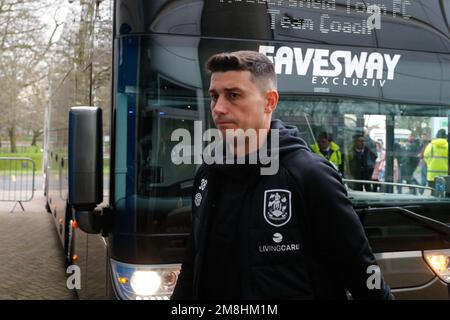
top-left (137, 107), bottom-right (200, 197)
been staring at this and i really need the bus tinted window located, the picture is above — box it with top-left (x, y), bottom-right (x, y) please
top-left (112, 33), bottom-right (450, 237)
top-left (117, 0), bottom-right (450, 53)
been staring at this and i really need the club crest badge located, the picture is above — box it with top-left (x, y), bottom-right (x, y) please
top-left (263, 189), bottom-right (291, 227)
top-left (194, 193), bottom-right (202, 207)
top-left (199, 179), bottom-right (207, 191)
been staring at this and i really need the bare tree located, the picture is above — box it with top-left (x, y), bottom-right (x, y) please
top-left (47, 0), bottom-right (112, 148)
top-left (0, 0), bottom-right (64, 152)
top-left (18, 78), bottom-right (48, 146)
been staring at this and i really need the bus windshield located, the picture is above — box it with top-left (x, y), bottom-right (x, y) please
top-left (113, 33), bottom-right (450, 236)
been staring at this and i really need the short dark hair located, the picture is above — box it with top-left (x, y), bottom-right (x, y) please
top-left (206, 50), bottom-right (277, 92)
top-left (436, 129), bottom-right (447, 139)
top-left (318, 131), bottom-right (332, 141)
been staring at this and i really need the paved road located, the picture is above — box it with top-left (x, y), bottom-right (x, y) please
top-left (0, 193), bottom-right (77, 300)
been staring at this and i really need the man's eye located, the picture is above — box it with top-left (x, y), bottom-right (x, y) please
top-left (210, 94), bottom-right (218, 101)
top-left (228, 92), bottom-right (239, 99)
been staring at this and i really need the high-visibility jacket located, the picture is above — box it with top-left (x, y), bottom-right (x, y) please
top-left (310, 141), bottom-right (342, 169)
top-left (424, 138), bottom-right (448, 181)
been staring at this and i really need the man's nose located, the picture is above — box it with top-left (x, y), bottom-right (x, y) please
top-left (212, 95), bottom-right (228, 115)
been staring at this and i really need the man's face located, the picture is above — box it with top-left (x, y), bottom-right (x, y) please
top-left (318, 138), bottom-right (330, 151)
top-left (209, 70), bottom-right (272, 134)
top-left (355, 137), bottom-right (365, 149)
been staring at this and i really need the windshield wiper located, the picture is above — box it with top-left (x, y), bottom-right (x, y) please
top-left (344, 179), bottom-right (435, 193)
top-left (357, 206), bottom-right (450, 240)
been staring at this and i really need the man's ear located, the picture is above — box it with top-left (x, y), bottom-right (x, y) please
top-left (265, 89), bottom-right (279, 113)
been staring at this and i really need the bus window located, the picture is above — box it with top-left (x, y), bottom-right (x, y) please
top-left (113, 33), bottom-right (450, 242)
top-left (275, 97), bottom-right (450, 198)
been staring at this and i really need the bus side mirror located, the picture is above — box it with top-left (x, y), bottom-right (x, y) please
top-left (434, 176), bottom-right (450, 198)
top-left (68, 107), bottom-right (103, 234)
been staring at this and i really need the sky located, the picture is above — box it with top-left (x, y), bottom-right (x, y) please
top-left (40, 0), bottom-right (71, 43)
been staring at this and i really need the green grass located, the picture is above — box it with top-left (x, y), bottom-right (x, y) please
top-left (0, 146), bottom-right (42, 172)
top-left (0, 145), bottom-right (110, 174)
top-left (103, 157), bottom-right (110, 174)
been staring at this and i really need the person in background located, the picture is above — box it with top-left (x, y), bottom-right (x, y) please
top-left (347, 134), bottom-right (378, 192)
top-left (402, 134), bottom-right (421, 194)
top-left (364, 128), bottom-right (378, 156)
top-left (310, 132), bottom-right (343, 174)
top-left (371, 141), bottom-right (385, 192)
top-left (418, 133), bottom-right (430, 194)
top-left (424, 129), bottom-right (448, 190)
top-left (394, 141), bottom-right (405, 194)
top-left (371, 141), bottom-right (399, 192)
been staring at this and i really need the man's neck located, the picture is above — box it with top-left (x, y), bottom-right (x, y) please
top-left (229, 122), bottom-right (271, 157)
top-left (231, 130), bottom-right (269, 157)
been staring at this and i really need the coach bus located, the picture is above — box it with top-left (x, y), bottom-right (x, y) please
top-left (44, 0), bottom-right (450, 299)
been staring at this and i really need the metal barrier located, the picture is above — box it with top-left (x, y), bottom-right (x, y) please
top-left (0, 157), bottom-right (35, 212)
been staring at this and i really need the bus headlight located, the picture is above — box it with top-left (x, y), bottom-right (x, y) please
top-left (130, 271), bottom-right (161, 296)
top-left (110, 259), bottom-right (181, 300)
top-left (424, 250), bottom-right (450, 283)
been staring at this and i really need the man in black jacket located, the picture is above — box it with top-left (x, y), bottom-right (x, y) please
top-left (171, 51), bottom-right (393, 300)
top-left (348, 134), bottom-right (378, 192)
